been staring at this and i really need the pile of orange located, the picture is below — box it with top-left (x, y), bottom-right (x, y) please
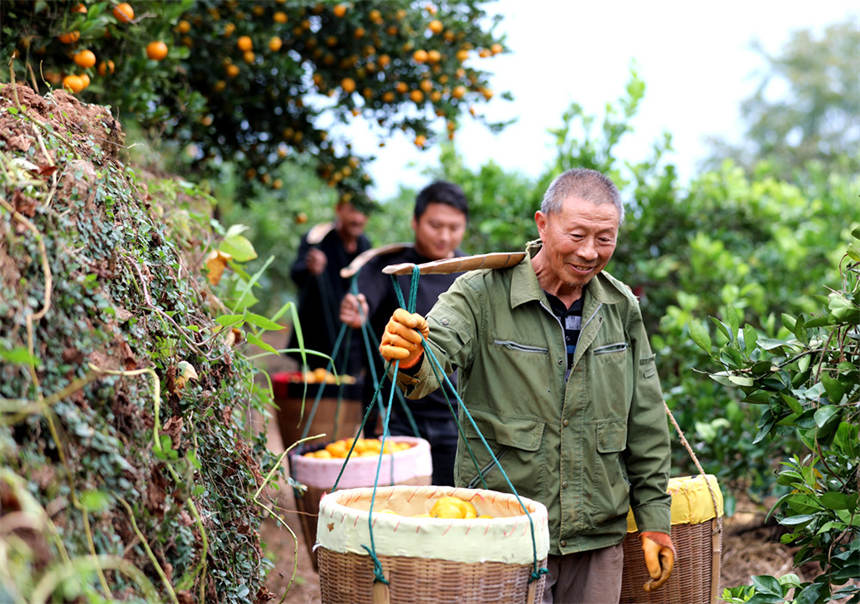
top-left (376, 495), bottom-right (493, 519)
top-left (303, 437), bottom-right (413, 459)
top-left (292, 367), bottom-right (356, 385)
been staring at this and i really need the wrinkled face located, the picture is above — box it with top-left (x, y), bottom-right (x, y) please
top-left (335, 203), bottom-right (368, 239)
top-left (535, 196), bottom-right (620, 289)
top-left (412, 202), bottom-right (467, 260)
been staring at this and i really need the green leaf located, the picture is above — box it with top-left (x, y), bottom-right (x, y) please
top-left (244, 312), bottom-right (285, 331)
top-left (220, 234), bottom-right (257, 262)
top-left (689, 319), bottom-right (711, 353)
top-left (750, 574), bottom-right (782, 596)
top-left (246, 332), bottom-right (278, 355)
top-left (813, 405), bottom-right (840, 428)
top-left (820, 374), bottom-right (848, 404)
top-left (216, 313), bottom-right (245, 327)
top-left (779, 514), bottom-right (815, 526)
top-left (819, 491), bottom-right (854, 510)
top-left (709, 317), bottom-right (732, 344)
top-left (743, 324), bottom-right (758, 355)
top-left (80, 489), bottom-right (111, 512)
top-left (728, 375), bottom-right (754, 387)
top-left (745, 390), bottom-right (772, 404)
top-left (780, 313), bottom-right (797, 332)
top-left (0, 346), bottom-right (39, 366)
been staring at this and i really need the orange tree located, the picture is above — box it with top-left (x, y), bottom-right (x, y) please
top-left (2, 0), bottom-right (508, 205)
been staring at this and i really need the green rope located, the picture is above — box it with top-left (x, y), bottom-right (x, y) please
top-left (391, 268), bottom-right (547, 582)
top-left (390, 273), bottom-right (486, 488)
top-left (298, 320), bottom-right (349, 442)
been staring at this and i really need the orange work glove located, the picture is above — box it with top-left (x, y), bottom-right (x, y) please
top-left (378, 308), bottom-right (429, 369)
top-left (640, 531), bottom-right (675, 592)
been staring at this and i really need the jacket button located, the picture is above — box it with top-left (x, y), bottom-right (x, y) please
top-left (560, 540), bottom-right (567, 547)
top-left (557, 359), bottom-right (563, 365)
top-left (562, 419), bottom-right (569, 427)
top-left (562, 481), bottom-right (568, 488)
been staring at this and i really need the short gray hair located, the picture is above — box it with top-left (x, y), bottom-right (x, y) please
top-left (540, 168), bottom-right (624, 224)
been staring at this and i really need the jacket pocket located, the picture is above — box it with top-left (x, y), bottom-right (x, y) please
top-left (493, 339), bottom-right (549, 354)
top-left (458, 409), bottom-right (546, 502)
top-left (588, 419), bottom-right (630, 526)
top-left (592, 341), bottom-right (629, 355)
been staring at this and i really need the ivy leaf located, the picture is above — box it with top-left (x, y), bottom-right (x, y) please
top-left (0, 346), bottom-right (39, 366)
top-left (80, 489), bottom-right (111, 512)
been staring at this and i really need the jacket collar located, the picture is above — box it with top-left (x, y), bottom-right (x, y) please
top-left (510, 240), bottom-right (627, 308)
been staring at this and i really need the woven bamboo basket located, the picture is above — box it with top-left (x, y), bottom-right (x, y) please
top-left (620, 474), bottom-right (724, 604)
top-left (316, 485), bottom-right (549, 603)
top-left (289, 436), bottom-right (433, 571)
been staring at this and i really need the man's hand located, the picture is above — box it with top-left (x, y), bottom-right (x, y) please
top-left (340, 293), bottom-right (368, 329)
top-left (640, 532), bottom-right (675, 592)
top-left (306, 248), bottom-right (327, 275)
top-left (379, 308), bottom-right (429, 369)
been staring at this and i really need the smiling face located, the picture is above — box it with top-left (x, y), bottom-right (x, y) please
top-left (412, 202), bottom-right (467, 260)
top-left (534, 195), bottom-right (620, 296)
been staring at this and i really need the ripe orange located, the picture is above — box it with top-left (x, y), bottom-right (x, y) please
top-left (62, 74), bottom-right (85, 93)
top-left (243, 50), bottom-right (255, 63)
top-left (268, 36), bottom-right (282, 52)
top-left (414, 134), bottom-right (426, 147)
top-left (73, 50), bottom-right (96, 68)
top-left (113, 2), bottom-right (134, 23)
top-left (332, 3), bottom-right (347, 17)
top-left (410, 89), bottom-right (424, 103)
top-left (395, 81), bottom-right (408, 94)
top-left (146, 41), bottom-right (168, 61)
top-left (237, 35), bottom-right (252, 51)
top-left (58, 31), bottom-right (80, 44)
top-left (223, 22), bottom-right (236, 36)
top-left (295, 212), bottom-right (308, 224)
top-left (176, 19), bottom-right (191, 34)
top-left (341, 77), bottom-right (356, 93)
top-left (491, 43), bottom-right (503, 55)
top-left (456, 49), bottom-right (469, 62)
top-left (478, 48), bottom-right (491, 58)
top-left (79, 73), bottom-right (90, 88)
top-left (97, 60), bottom-right (115, 76)
top-left (378, 54), bottom-right (391, 67)
top-left (452, 85), bottom-right (466, 99)
top-left (382, 91), bottom-right (395, 102)
top-left (354, 26), bottom-right (365, 38)
top-left (419, 79), bottom-right (433, 93)
top-left (412, 49), bottom-right (428, 63)
top-left (427, 49), bottom-right (441, 63)
top-left (72, 3), bottom-right (87, 14)
top-left (428, 19), bottom-right (443, 34)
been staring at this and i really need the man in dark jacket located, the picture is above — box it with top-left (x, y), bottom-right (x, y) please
top-left (288, 199), bottom-right (371, 375)
top-left (339, 181), bottom-right (468, 486)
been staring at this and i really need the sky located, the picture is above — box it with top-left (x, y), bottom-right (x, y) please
top-left (349, 0), bottom-right (859, 200)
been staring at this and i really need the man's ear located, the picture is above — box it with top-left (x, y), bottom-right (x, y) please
top-left (535, 210), bottom-right (546, 238)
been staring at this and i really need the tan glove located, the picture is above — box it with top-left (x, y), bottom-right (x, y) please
top-left (378, 308), bottom-right (429, 369)
top-left (641, 531), bottom-right (675, 592)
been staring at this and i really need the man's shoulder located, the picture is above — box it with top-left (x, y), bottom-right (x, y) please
top-left (594, 271), bottom-right (639, 305)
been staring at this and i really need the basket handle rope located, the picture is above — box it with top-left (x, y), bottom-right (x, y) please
top-left (663, 401), bottom-right (723, 603)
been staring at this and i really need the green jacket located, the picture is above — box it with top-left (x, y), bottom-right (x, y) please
top-left (397, 241), bottom-right (671, 555)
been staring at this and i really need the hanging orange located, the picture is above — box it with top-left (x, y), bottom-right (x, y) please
top-left (146, 41), bottom-right (168, 61)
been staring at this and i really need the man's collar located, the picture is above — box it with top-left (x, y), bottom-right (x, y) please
top-left (510, 240), bottom-right (627, 308)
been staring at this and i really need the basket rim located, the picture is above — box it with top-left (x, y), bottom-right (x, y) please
top-left (316, 485), bottom-right (550, 565)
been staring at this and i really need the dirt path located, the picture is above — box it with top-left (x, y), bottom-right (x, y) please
top-left (261, 422), bottom-right (322, 604)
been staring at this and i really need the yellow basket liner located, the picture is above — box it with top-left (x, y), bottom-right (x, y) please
top-left (627, 474), bottom-right (723, 533)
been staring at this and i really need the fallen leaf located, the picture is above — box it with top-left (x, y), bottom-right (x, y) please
top-left (205, 250), bottom-right (232, 286)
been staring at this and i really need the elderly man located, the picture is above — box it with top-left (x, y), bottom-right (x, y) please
top-left (379, 169), bottom-right (675, 603)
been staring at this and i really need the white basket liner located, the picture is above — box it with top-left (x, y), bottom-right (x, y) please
top-left (316, 485), bottom-right (550, 565)
top-left (291, 436), bottom-right (432, 489)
